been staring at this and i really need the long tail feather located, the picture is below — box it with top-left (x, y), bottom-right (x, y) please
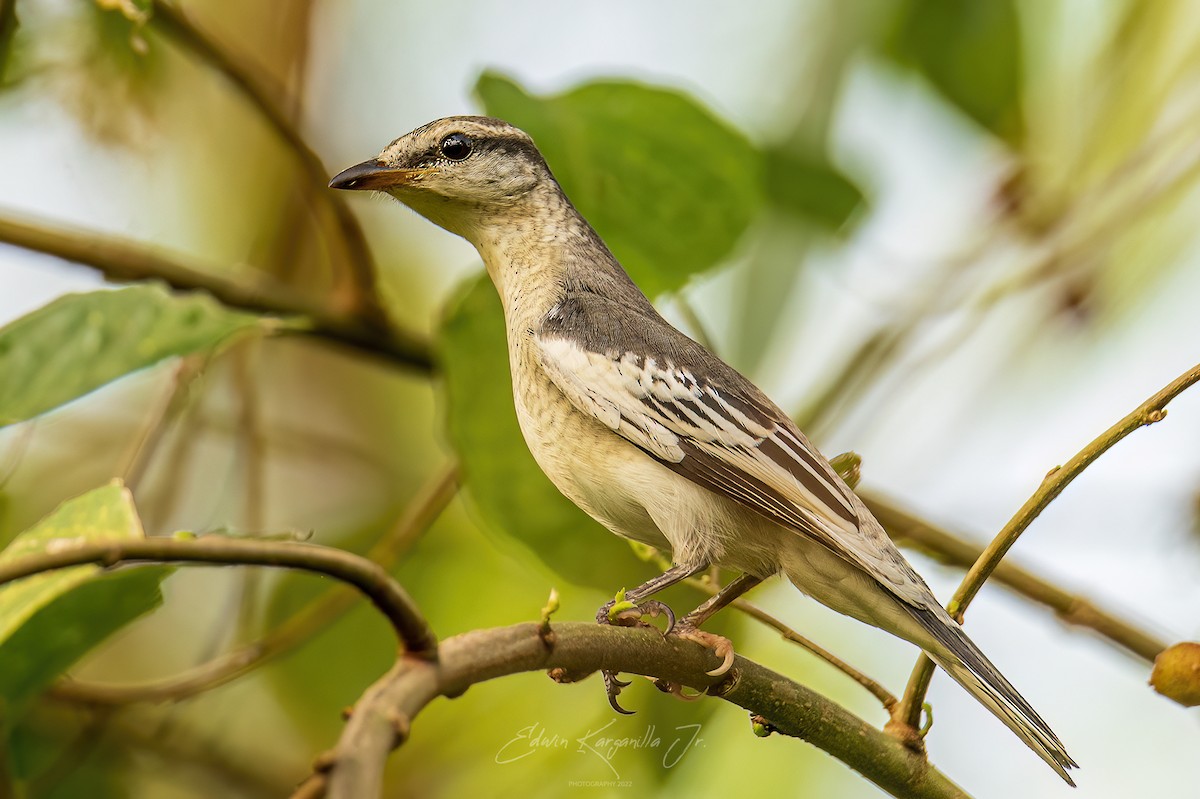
top-left (909, 605), bottom-right (1078, 785)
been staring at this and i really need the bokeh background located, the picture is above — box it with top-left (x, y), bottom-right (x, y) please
top-left (2, 1), bottom-right (1199, 797)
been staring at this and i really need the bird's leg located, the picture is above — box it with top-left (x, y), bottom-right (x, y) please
top-left (669, 573), bottom-right (764, 679)
top-left (680, 572), bottom-right (764, 628)
top-left (596, 562), bottom-right (709, 628)
top-left (597, 562), bottom-right (708, 714)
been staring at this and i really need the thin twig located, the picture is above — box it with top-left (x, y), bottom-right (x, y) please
top-left (0, 211), bottom-right (432, 370)
top-left (299, 622), bottom-right (970, 799)
top-left (898, 360), bottom-right (1200, 728)
top-left (53, 463), bottom-right (459, 705)
top-left (120, 354), bottom-right (210, 492)
top-left (147, 0), bottom-right (386, 325)
top-left (864, 492), bottom-right (1167, 663)
top-left (730, 597), bottom-right (899, 712)
top-left (230, 343), bottom-right (267, 645)
top-left (684, 574), bottom-right (899, 712)
top-left (0, 536), bottom-right (437, 656)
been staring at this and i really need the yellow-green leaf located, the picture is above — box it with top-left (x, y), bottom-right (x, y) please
top-left (0, 482), bottom-right (171, 712)
top-left (0, 285), bottom-right (268, 428)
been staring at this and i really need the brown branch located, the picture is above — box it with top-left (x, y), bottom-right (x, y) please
top-left (0, 211), bottom-right (433, 370)
top-left (297, 622), bottom-right (970, 799)
top-left (147, 0), bottom-right (386, 325)
top-left (0, 536), bottom-right (436, 656)
top-left (898, 360), bottom-right (1200, 727)
top-left (52, 463), bottom-right (459, 705)
top-left (864, 492), bottom-right (1167, 663)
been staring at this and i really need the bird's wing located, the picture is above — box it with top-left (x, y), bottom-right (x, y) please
top-left (535, 292), bottom-right (930, 605)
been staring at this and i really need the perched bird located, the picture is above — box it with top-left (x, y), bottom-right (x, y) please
top-left (330, 116), bottom-right (1077, 783)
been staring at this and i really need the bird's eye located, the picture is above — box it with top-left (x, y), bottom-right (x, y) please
top-left (439, 133), bottom-right (473, 161)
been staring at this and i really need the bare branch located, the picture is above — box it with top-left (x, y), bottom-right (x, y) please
top-left (865, 492), bottom-right (1167, 663)
top-left (52, 463), bottom-right (459, 705)
top-left (729, 596), bottom-right (900, 712)
top-left (0, 537), bottom-right (436, 656)
top-left (147, 0), bottom-right (386, 324)
top-left (899, 360), bottom-right (1200, 727)
top-left (297, 622), bottom-right (970, 799)
top-left (0, 211), bottom-right (433, 370)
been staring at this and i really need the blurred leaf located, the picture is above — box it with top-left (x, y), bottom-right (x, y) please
top-left (95, 0), bottom-right (151, 24)
top-left (476, 72), bottom-right (764, 298)
top-left (764, 147), bottom-right (865, 231)
top-left (0, 0), bottom-right (16, 86)
top-left (828, 451), bottom-right (862, 489)
top-left (0, 482), bottom-right (171, 714)
top-left (8, 711), bottom-right (127, 798)
top-left (882, 0), bottom-right (1023, 142)
top-left (0, 285), bottom-right (268, 428)
top-left (439, 275), bottom-right (654, 590)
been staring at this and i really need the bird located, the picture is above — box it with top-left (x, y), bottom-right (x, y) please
top-left (329, 115), bottom-right (1077, 784)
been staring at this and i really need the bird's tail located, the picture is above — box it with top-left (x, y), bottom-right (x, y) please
top-left (907, 604), bottom-right (1078, 785)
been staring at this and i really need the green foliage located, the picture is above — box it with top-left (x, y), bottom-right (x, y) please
top-left (0, 285), bottom-right (267, 428)
top-left (0, 0), bottom-right (16, 86)
top-left (476, 72), bottom-right (765, 298)
top-left (439, 275), bottom-right (654, 590)
top-left (9, 715), bottom-right (127, 798)
top-left (883, 0), bottom-right (1024, 143)
top-left (764, 146), bottom-right (865, 232)
top-left (0, 483), bottom-right (171, 714)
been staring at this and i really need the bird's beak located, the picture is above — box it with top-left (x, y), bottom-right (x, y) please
top-left (328, 160), bottom-right (428, 191)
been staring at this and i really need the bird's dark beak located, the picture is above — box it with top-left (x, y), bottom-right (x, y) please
top-left (328, 159), bottom-right (428, 191)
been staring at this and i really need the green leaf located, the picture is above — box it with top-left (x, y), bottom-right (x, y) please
top-left (0, 284), bottom-right (268, 428)
top-left (882, 0), bottom-right (1024, 143)
top-left (476, 72), bottom-right (765, 298)
top-left (764, 146), bottom-right (865, 231)
top-left (0, 0), bottom-right (17, 87)
top-left (0, 482), bottom-right (171, 713)
top-left (438, 275), bottom-right (655, 590)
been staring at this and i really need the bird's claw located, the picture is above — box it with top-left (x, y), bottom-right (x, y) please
top-left (604, 670), bottom-right (635, 715)
top-left (673, 621), bottom-right (736, 677)
top-left (598, 597), bottom-right (676, 632)
top-left (596, 594), bottom-right (681, 714)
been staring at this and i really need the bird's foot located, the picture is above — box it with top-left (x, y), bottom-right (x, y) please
top-left (596, 591), bottom-right (679, 714)
top-left (647, 621), bottom-right (736, 699)
top-left (671, 620), bottom-right (736, 677)
top-left (596, 591), bottom-right (676, 631)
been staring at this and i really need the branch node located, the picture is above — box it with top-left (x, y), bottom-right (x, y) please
top-left (99, 546), bottom-right (122, 568)
top-left (388, 711), bottom-right (412, 745)
top-left (546, 665), bottom-right (592, 684)
top-left (1145, 408), bottom-right (1167, 424)
top-left (884, 715), bottom-right (928, 754)
top-left (749, 714), bottom-right (778, 738)
top-left (312, 749), bottom-right (338, 774)
top-left (538, 587), bottom-right (560, 649)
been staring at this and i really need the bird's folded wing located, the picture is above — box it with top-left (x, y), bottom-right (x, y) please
top-left (534, 325), bottom-right (926, 602)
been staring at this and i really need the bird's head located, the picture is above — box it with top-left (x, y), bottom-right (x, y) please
top-left (329, 116), bottom-right (552, 240)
